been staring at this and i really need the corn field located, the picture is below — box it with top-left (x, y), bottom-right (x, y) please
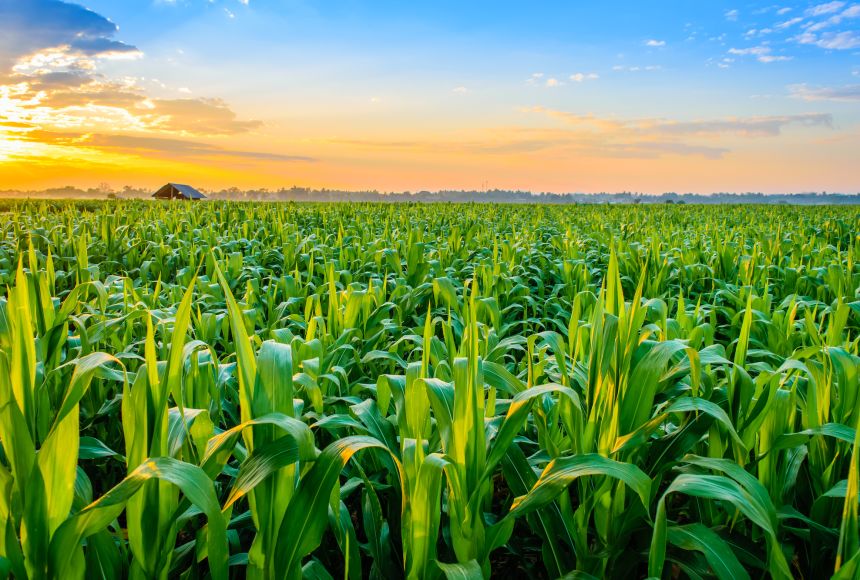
top-left (0, 200), bottom-right (858, 579)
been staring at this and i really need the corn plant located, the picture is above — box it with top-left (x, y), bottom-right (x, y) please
top-left (0, 198), bottom-right (857, 578)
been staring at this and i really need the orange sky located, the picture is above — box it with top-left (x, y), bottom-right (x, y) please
top-left (1, 1), bottom-right (859, 194)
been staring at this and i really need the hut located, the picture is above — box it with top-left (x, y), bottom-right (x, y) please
top-left (152, 183), bottom-right (206, 200)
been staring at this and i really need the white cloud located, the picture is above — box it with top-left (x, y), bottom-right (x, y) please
top-left (525, 72), bottom-right (543, 85)
top-left (789, 83), bottom-right (860, 101)
top-left (806, 2), bottom-right (845, 16)
top-left (803, 4), bottom-right (860, 31)
top-left (794, 30), bottom-right (860, 49)
top-left (776, 17), bottom-right (804, 29)
top-left (224, 7), bottom-right (235, 18)
top-left (747, 27), bottom-right (774, 37)
top-left (726, 9), bottom-right (740, 21)
top-left (528, 106), bottom-right (832, 144)
top-left (727, 46), bottom-right (769, 55)
top-left (178, 87), bottom-right (191, 94)
top-left (612, 65), bottom-right (661, 72)
top-left (545, 77), bottom-right (561, 87)
top-left (728, 45), bottom-right (792, 62)
top-left (777, 7), bottom-right (793, 15)
top-left (816, 30), bottom-right (860, 48)
top-left (452, 86), bottom-right (470, 94)
top-left (569, 72), bottom-right (599, 82)
top-left (645, 39), bottom-right (666, 47)
top-left (758, 54), bottom-right (792, 62)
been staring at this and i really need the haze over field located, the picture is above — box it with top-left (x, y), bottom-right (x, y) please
top-left (0, 0), bottom-right (859, 194)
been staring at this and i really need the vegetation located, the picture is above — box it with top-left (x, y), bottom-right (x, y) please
top-left (2, 187), bottom-right (860, 205)
top-left (0, 199), bottom-right (858, 579)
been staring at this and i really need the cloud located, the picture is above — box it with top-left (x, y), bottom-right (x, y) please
top-left (365, 106), bottom-right (815, 164)
top-left (544, 77), bottom-right (561, 87)
top-left (788, 83), bottom-right (860, 101)
top-left (802, 3), bottom-right (860, 31)
top-left (14, 130), bottom-right (314, 163)
top-left (612, 65), bottom-right (662, 72)
top-left (777, 7), bottom-right (793, 15)
top-left (452, 86), bottom-right (470, 94)
top-left (148, 98), bottom-right (263, 134)
top-left (806, 2), bottom-right (846, 16)
top-left (725, 9), bottom-right (740, 21)
top-left (328, 126), bottom-right (731, 160)
top-left (794, 30), bottom-right (860, 49)
top-left (0, 0), bottom-right (262, 171)
top-left (645, 39), bottom-right (666, 47)
top-left (0, 0), bottom-right (140, 73)
top-left (621, 142), bottom-right (729, 159)
top-left (86, 134), bottom-right (311, 161)
top-left (525, 72), bottom-right (544, 86)
top-left (529, 107), bottom-right (832, 138)
top-left (646, 114), bottom-right (832, 136)
top-left (775, 17), bottom-right (804, 29)
top-left (728, 45), bottom-right (792, 63)
top-left (569, 73), bottom-right (599, 82)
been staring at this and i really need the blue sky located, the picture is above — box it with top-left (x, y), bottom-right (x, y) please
top-left (0, 0), bottom-right (858, 192)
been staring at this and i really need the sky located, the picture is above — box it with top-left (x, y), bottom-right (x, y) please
top-left (0, 0), bottom-right (858, 194)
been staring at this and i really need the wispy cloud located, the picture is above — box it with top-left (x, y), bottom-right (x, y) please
top-left (788, 83), bottom-right (860, 101)
top-left (329, 124), bottom-right (731, 160)
top-left (728, 45), bottom-right (792, 63)
top-left (775, 17), bottom-right (804, 29)
top-left (806, 2), bottom-right (846, 16)
top-left (725, 9), bottom-right (740, 21)
top-left (612, 65), bottom-right (662, 72)
top-left (529, 107), bottom-right (832, 138)
top-left (645, 39), bottom-right (666, 47)
top-left (794, 30), bottom-right (860, 49)
top-left (525, 72), bottom-right (543, 86)
top-left (14, 130), bottom-right (313, 163)
top-left (569, 72), bottom-right (599, 82)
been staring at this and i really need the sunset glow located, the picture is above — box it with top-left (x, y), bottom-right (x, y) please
top-left (1, 0), bottom-right (858, 193)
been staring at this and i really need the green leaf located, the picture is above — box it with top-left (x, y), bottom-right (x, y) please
top-left (273, 436), bottom-right (402, 576)
top-left (49, 457), bottom-right (228, 580)
top-left (508, 453), bottom-right (651, 517)
top-left (667, 524), bottom-right (749, 580)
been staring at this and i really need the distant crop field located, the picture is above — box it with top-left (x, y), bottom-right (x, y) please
top-left (0, 200), bottom-right (858, 579)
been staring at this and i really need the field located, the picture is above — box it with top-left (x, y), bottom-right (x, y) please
top-left (0, 200), bottom-right (859, 579)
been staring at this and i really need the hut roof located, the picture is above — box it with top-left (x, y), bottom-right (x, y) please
top-left (152, 183), bottom-right (206, 200)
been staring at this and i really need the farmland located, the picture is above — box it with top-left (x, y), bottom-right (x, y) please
top-left (0, 199), bottom-right (858, 579)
